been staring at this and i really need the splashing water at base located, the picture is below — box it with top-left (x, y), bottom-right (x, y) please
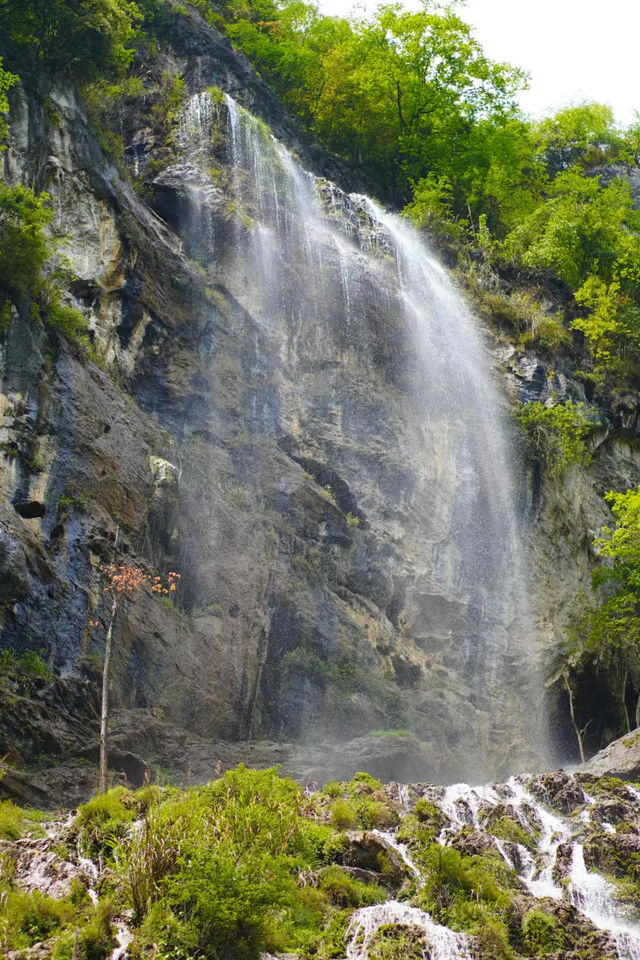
top-left (570, 844), bottom-right (640, 960)
top-left (346, 901), bottom-right (473, 960)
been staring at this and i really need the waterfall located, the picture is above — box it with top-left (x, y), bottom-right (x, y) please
top-left (346, 902), bottom-right (473, 960)
top-left (426, 776), bottom-right (640, 960)
top-left (167, 90), bottom-right (548, 779)
top-left (344, 774), bottom-right (640, 960)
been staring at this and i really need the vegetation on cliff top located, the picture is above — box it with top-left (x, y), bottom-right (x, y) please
top-left (193, 1), bottom-right (640, 389)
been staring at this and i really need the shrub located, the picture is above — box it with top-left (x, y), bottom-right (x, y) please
top-left (514, 399), bottom-right (596, 479)
top-left (348, 772), bottom-right (383, 793)
top-left (0, 184), bottom-right (53, 303)
top-left (330, 798), bottom-right (359, 830)
top-left (115, 766), bottom-right (332, 959)
top-left (323, 780), bottom-right (343, 798)
top-left (0, 887), bottom-right (74, 952)
top-left (0, 183), bottom-right (89, 347)
top-left (317, 865), bottom-right (385, 908)
top-left (74, 787), bottom-right (137, 858)
top-left (414, 799), bottom-right (447, 832)
top-left (522, 908), bottom-right (565, 953)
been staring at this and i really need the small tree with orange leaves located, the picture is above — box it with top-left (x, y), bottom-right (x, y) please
top-left (89, 559), bottom-right (180, 793)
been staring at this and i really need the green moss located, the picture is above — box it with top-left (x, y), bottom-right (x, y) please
top-left (522, 908), bottom-right (566, 954)
top-left (414, 799), bottom-right (447, 829)
top-left (483, 813), bottom-right (538, 852)
top-left (366, 922), bottom-right (426, 960)
top-left (369, 729), bottom-right (413, 738)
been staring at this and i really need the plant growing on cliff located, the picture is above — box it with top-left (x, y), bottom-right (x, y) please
top-left (0, 182), bottom-right (89, 345)
top-left (566, 484), bottom-right (640, 742)
top-left (88, 547), bottom-right (180, 793)
top-left (0, 57), bottom-right (17, 146)
top-left (514, 399), bottom-right (596, 479)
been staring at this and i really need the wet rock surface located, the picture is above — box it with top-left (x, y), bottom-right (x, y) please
top-left (5, 768), bottom-right (639, 960)
top-left (1, 0), bottom-right (640, 801)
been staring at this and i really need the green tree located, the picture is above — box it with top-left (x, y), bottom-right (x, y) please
top-left (221, 0), bottom-right (526, 205)
top-left (0, 57), bottom-right (17, 146)
top-left (573, 271), bottom-right (640, 374)
top-left (503, 170), bottom-right (640, 288)
top-left (534, 102), bottom-right (621, 176)
top-left (0, 183), bottom-right (53, 305)
top-left (0, 0), bottom-right (141, 79)
top-left (0, 182), bottom-right (89, 343)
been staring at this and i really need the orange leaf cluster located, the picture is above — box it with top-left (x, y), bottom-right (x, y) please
top-left (88, 566), bottom-right (182, 633)
top-left (151, 571), bottom-right (181, 595)
top-left (99, 563), bottom-right (149, 595)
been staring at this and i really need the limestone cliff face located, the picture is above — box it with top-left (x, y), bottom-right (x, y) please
top-left (0, 6), bottom-right (637, 804)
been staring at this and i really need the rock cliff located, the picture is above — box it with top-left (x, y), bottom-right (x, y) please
top-left (1, 4), bottom-right (639, 805)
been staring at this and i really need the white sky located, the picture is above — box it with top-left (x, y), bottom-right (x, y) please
top-left (314, 0), bottom-right (640, 126)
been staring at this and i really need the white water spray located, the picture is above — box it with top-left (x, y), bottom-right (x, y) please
top-left (171, 90), bottom-right (547, 778)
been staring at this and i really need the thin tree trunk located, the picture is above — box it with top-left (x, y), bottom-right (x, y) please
top-left (99, 591), bottom-right (117, 794)
top-left (622, 665), bottom-right (631, 734)
top-left (99, 524), bottom-right (119, 794)
top-left (563, 669), bottom-right (586, 764)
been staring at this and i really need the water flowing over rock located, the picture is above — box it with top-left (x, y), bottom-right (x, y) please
top-left (151, 89), bottom-right (547, 782)
top-left (9, 767), bottom-right (639, 960)
top-left (346, 901), bottom-right (473, 960)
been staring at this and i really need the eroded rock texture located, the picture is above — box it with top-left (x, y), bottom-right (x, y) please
top-left (1, 7), bottom-right (640, 804)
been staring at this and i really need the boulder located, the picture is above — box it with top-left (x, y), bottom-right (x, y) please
top-left (579, 730), bottom-right (640, 781)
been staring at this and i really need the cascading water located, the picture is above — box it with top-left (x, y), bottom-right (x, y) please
top-left (346, 902), bottom-right (473, 960)
top-left (340, 772), bottom-right (640, 960)
top-left (433, 776), bottom-right (640, 960)
top-left (167, 90), bottom-right (548, 780)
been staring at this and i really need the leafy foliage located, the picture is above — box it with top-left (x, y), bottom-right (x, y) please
top-left (514, 400), bottom-right (596, 479)
top-left (0, 183), bottom-right (53, 303)
top-left (0, 0), bottom-right (141, 80)
top-left (0, 57), bottom-right (17, 145)
top-left (101, 766), bottom-right (384, 960)
top-left (503, 172), bottom-right (640, 289)
top-left (219, 0), bottom-right (526, 210)
top-left (565, 485), bottom-right (640, 744)
top-left (0, 182), bottom-right (89, 344)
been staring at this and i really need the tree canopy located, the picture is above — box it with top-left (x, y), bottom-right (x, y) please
top-left (0, 0), bottom-right (141, 79)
